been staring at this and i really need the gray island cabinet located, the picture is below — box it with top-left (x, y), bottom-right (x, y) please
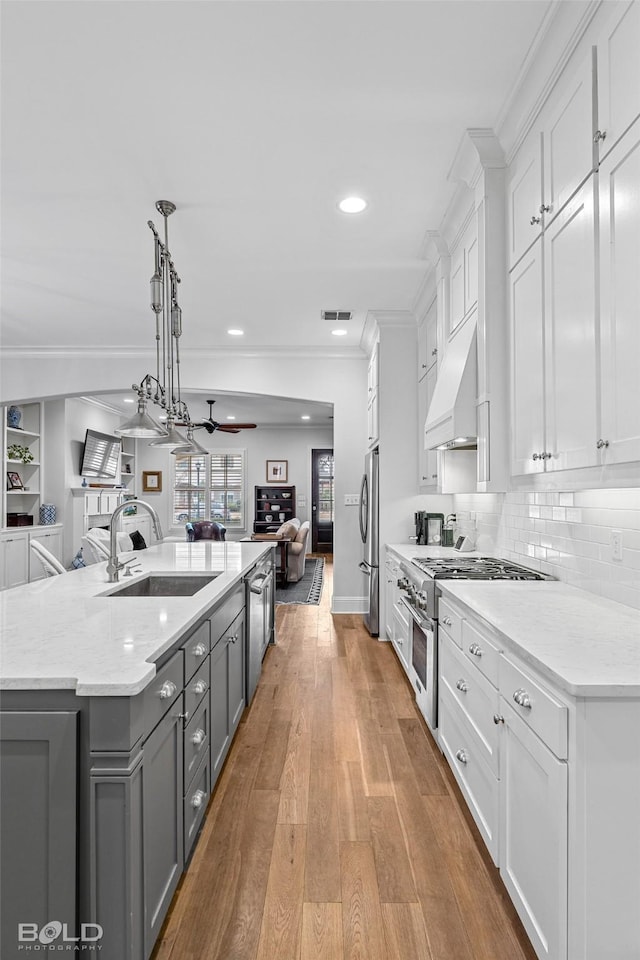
top-left (0, 541), bottom-right (270, 960)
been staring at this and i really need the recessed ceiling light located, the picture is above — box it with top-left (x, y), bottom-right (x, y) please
top-left (301, 415), bottom-right (310, 420)
top-left (338, 196), bottom-right (367, 214)
top-left (227, 329), bottom-right (244, 336)
top-left (226, 416), bottom-right (236, 421)
top-left (123, 397), bottom-right (135, 404)
top-left (331, 329), bottom-right (348, 337)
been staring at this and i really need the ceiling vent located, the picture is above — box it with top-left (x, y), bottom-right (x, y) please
top-left (321, 310), bottom-right (352, 322)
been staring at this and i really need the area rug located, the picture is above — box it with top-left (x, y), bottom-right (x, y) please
top-left (275, 557), bottom-right (325, 605)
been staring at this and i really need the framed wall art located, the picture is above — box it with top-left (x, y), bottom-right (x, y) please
top-left (142, 470), bottom-right (162, 493)
top-left (266, 460), bottom-right (288, 483)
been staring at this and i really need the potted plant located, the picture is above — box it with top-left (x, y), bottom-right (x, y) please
top-left (7, 444), bottom-right (34, 464)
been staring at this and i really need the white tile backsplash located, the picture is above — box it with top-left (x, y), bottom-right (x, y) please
top-left (453, 489), bottom-right (640, 610)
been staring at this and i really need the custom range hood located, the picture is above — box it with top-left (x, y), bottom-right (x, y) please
top-left (424, 316), bottom-right (477, 450)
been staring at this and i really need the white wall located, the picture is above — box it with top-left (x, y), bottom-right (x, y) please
top-left (136, 425), bottom-right (334, 538)
top-left (453, 488), bottom-right (640, 610)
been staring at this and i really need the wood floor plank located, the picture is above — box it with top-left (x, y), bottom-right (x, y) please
top-left (357, 719), bottom-right (394, 796)
top-left (254, 711), bottom-right (292, 790)
top-left (367, 796), bottom-right (417, 903)
top-left (397, 717), bottom-right (448, 796)
top-left (305, 735), bottom-right (341, 902)
top-left (381, 902), bottom-right (434, 960)
top-left (341, 841), bottom-right (388, 960)
top-left (337, 760), bottom-right (370, 842)
top-left (277, 728), bottom-right (311, 824)
top-left (301, 903), bottom-right (344, 960)
top-left (255, 823), bottom-right (306, 960)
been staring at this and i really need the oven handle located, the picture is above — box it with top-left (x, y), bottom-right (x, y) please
top-left (399, 596), bottom-right (435, 633)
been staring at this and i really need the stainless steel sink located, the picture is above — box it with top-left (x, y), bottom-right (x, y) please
top-left (104, 574), bottom-right (218, 598)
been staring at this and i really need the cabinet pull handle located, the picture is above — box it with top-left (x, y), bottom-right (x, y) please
top-left (593, 129), bottom-right (607, 143)
top-left (158, 680), bottom-right (177, 700)
top-left (191, 789), bottom-right (207, 809)
top-left (468, 642), bottom-right (482, 657)
top-left (455, 749), bottom-right (468, 765)
top-left (192, 642), bottom-right (207, 657)
top-left (191, 728), bottom-right (206, 746)
top-left (442, 616), bottom-right (452, 626)
top-left (596, 439), bottom-right (609, 449)
top-left (456, 679), bottom-right (469, 693)
top-left (493, 714), bottom-right (505, 724)
top-left (541, 451), bottom-right (552, 460)
top-left (513, 688), bottom-right (532, 709)
top-left (530, 215), bottom-right (541, 226)
top-left (192, 679), bottom-right (208, 695)
top-left (532, 452), bottom-right (541, 460)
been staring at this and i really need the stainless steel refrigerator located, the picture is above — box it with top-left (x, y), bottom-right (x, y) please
top-left (359, 447), bottom-right (379, 636)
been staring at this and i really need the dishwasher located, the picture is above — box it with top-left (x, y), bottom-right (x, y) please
top-left (245, 550), bottom-right (275, 705)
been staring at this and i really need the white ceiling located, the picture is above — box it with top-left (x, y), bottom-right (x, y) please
top-left (1, 0), bottom-right (551, 364)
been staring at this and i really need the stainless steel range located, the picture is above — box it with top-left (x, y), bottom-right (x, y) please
top-left (397, 556), bottom-right (551, 731)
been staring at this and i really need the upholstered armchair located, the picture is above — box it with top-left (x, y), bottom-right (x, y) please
top-left (186, 520), bottom-right (226, 542)
top-left (286, 521), bottom-right (310, 582)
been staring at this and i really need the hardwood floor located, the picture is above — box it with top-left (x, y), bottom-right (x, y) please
top-left (153, 557), bottom-right (538, 960)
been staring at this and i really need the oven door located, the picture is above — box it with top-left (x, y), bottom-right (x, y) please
top-left (399, 597), bottom-right (437, 731)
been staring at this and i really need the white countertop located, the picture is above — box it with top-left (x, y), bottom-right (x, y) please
top-left (438, 580), bottom-right (640, 697)
top-left (0, 540), bottom-right (271, 697)
top-left (386, 542), bottom-right (640, 698)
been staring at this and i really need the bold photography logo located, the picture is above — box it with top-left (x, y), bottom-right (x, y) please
top-left (17, 921), bottom-right (103, 950)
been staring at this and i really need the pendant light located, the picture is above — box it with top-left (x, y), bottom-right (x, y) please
top-left (171, 422), bottom-right (210, 456)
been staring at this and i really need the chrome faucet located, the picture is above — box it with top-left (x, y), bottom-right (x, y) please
top-left (107, 498), bottom-right (164, 582)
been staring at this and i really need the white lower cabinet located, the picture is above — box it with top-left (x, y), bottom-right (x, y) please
top-left (437, 595), bottom-right (640, 960)
top-left (499, 695), bottom-right (567, 960)
top-left (0, 530), bottom-right (29, 588)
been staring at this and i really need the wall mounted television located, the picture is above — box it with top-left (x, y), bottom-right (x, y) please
top-left (80, 429), bottom-right (121, 479)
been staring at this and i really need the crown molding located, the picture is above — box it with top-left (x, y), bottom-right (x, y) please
top-left (0, 343), bottom-right (367, 361)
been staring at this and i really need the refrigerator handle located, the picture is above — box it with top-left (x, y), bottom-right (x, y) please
top-left (358, 562), bottom-right (371, 576)
top-left (359, 473), bottom-right (368, 543)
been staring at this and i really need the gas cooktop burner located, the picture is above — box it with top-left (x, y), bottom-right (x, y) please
top-left (410, 557), bottom-right (548, 581)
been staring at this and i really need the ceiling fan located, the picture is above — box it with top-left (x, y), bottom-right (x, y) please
top-left (186, 399), bottom-right (257, 435)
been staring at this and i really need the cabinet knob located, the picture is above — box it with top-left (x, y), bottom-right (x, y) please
top-left (468, 642), bottom-right (483, 657)
top-left (513, 688), bottom-right (532, 709)
top-left (456, 679), bottom-right (469, 693)
top-left (192, 679), bottom-right (208, 695)
top-left (593, 129), bottom-right (607, 143)
top-left (455, 749), bottom-right (468, 765)
top-left (431, 474), bottom-right (438, 479)
top-left (596, 439), bottom-right (609, 449)
top-left (493, 714), bottom-right (505, 725)
top-left (431, 348), bottom-right (438, 356)
top-left (191, 789), bottom-right (207, 809)
top-left (532, 452), bottom-right (540, 460)
top-left (158, 680), bottom-right (177, 700)
top-left (530, 215), bottom-right (541, 226)
top-left (178, 711), bottom-right (190, 721)
top-left (228, 634), bottom-right (238, 644)
top-left (192, 642), bottom-right (207, 657)
top-left (421, 362), bottom-right (428, 369)
top-left (191, 728), bottom-right (206, 746)
top-left (442, 616), bottom-right (452, 626)
top-left (539, 203), bottom-right (551, 214)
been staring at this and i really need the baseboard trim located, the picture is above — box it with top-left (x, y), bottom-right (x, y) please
top-left (331, 596), bottom-right (368, 614)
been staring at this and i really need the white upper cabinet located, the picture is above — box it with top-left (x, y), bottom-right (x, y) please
top-left (417, 296), bottom-right (438, 380)
top-left (541, 51), bottom-right (595, 225)
top-left (367, 341), bottom-right (379, 449)
top-left (596, 0), bottom-right (640, 162)
top-left (544, 181), bottom-right (598, 472)
top-left (450, 217), bottom-right (478, 333)
top-left (507, 129), bottom-right (543, 269)
top-left (509, 241), bottom-right (546, 475)
top-left (598, 125), bottom-right (640, 465)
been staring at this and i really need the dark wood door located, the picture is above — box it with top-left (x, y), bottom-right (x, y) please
top-left (311, 448), bottom-right (334, 553)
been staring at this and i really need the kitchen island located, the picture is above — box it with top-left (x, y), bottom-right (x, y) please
top-left (0, 539), bottom-right (273, 960)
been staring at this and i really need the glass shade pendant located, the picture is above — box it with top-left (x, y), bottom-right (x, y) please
top-left (148, 416), bottom-right (188, 448)
top-left (115, 396), bottom-right (169, 438)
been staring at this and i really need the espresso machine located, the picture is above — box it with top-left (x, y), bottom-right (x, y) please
top-left (414, 511), bottom-right (444, 545)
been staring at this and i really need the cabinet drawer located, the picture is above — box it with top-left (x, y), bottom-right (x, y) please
top-left (439, 634), bottom-right (500, 776)
top-left (462, 620), bottom-right (500, 687)
top-left (184, 696), bottom-right (210, 791)
top-left (144, 652), bottom-right (183, 736)
top-left (499, 656), bottom-right (568, 759)
top-left (184, 658), bottom-right (210, 720)
top-left (439, 683), bottom-right (499, 863)
top-left (183, 620), bottom-right (210, 682)
top-left (184, 752), bottom-right (210, 860)
top-left (210, 586), bottom-right (244, 650)
top-left (438, 596), bottom-right (465, 648)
